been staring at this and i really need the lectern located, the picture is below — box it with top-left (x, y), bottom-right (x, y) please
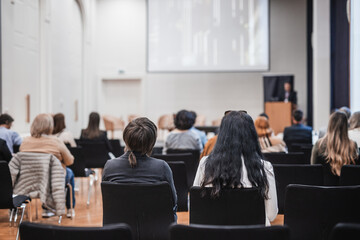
top-left (265, 102), bottom-right (293, 135)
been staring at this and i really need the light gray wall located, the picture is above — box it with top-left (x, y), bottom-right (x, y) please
top-left (96, 0), bottom-right (307, 127)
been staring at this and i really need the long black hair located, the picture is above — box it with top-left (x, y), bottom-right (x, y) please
top-left (201, 111), bottom-right (269, 199)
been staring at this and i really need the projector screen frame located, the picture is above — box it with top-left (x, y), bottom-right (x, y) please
top-left (146, 0), bottom-right (271, 73)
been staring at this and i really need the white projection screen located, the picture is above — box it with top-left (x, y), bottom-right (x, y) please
top-left (147, 0), bottom-right (269, 72)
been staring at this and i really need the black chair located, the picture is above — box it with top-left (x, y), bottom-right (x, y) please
top-left (273, 164), bottom-right (323, 214)
top-left (190, 186), bottom-right (265, 225)
top-left (101, 182), bottom-right (175, 240)
top-left (0, 138), bottom-right (12, 162)
top-left (166, 161), bottom-right (188, 211)
top-left (152, 146), bottom-right (163, 155)
top-left (0, 161), bottom-right (31, 240)
top-left (152, 153), bottom-right (193, 188)
top-left (109, 139), bottom-right (124, 157)
top-left (287, 143), bottom-right (313, 163)
top-left (68, 147), bottom-right (96, 206)
top-left (340, 165), bottom-right (360, 186)
top-left (19, 222), bottom-right (133, 240)
top-left (76, 140), bottom-right (111, 168)
top-left (170, 223), bottom-right (290, 240)
top-left (329, 222), bottom-right (360, 240)
top-left (165, 149), bottom-right (201, 186)
top-left (284, 184), bottom-right (360, 240)
top-left (263, 152), bottom-right (308, 164)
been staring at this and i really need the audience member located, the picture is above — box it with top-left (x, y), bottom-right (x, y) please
top-left (0, 113), bottom-right (22, 153)
top-left (189, 111), bottom-right (207, 148)
top-left (283, 109), bottom-right (312, 150)
top-left (102, 117), bottom-right (177, 220)
top-left (200, 135), bottom-right (217, 158)
top-left (80, 112), bottom-right (112, 151)
top-left (311, 111), bottom-right (359, 184)
top-left (193, 111), bottom-right (278, 226)
top-left (0, 138), bottom-right (12, 162)
top-left (254, 116), bottom-right (286, 153)
top-left (280, 81), bottom-right (297, 105)
top-left (163, 110), bottom-right (202, 153)
top-left (20, 113), bottom-right (75, 217)
top-left (338, 106), bottom-right (351, 120)
top-left (349, 111), bottom-right (360, 147)
top-left (53, 113), bottom-right (76, 147)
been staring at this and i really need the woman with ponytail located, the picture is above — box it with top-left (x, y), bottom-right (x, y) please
top-left (102, 117), bottom-right (177, 219)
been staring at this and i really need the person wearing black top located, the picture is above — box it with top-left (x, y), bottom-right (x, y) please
top-left (80, 112), bottom-right (112, 151)
top-left (279, 81), bottom-right (297, 105)
top-left (0, 138), bottom-right (12, 163)
top-left (102, 117), bottom-right (177, 219)
top-left (283, 109), bottom-right (312, 149)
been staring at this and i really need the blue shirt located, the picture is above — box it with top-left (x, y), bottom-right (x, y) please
top-left (0, 126), bottom-right (22, 153)
top-left (190, 126), bottom-right (207, 148)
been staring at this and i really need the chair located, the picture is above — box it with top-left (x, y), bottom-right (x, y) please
top-left (152, 153), bottom-right (193, 188)
top-left (0, 161), bottom-right (31, 240)
top-left (190, 186), bottom-right (265, 225)
top-left (101, 182), bottom-right (175, 240)
top-left (165, 161), bottom-right (188, 211)
top-left (273, 164), bottom-right (323, 214)
top-left (68, 147), bottom-right (96, 206)
top-left (170, 223), bottom-right (290, 240)
top-left (340, 165), bottom-right (360, 186)
top-left (195, 114), bottom-right (206, 126)
top-left (157, 114), bottom-right (175, 141)
top-left (19, 222), bottom-right (133, 240)
top-left (109, 139), bottom-right (124, 157)
top-left (329, 222), bottom-right (360, 240)
top-left (284, 184), bottom-right (360, 240)
top-left (76, 140), bottom-right (111, 168)
top-left (128, 114), bottom-right (141, 123)
top-left (263, 152), bottom-right (308, 164)
top-left (152, 146), bottom-right (163, 155)
top-left (103, 115), bottom-right (125, 139)
top-left (166, 149), bottom-right (200, 187)
top-left (287, 143), bottom-right (313, 163)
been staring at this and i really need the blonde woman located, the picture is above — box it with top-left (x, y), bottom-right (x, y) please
top-left (311, 111), bottom-right (359, 185)
top-left (20, 113), bottom-right (75, 217)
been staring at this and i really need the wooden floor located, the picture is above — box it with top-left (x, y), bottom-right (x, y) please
top-left (0, 177), bottom-right (284, 240)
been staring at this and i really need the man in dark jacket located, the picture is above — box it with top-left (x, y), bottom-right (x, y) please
top-left (283, 109), bottom-right (312, 150)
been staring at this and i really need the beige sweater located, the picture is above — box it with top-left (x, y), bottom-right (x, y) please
top-left (9, 152), bottom-right (66, 215)
top-left (20, 135), bottom-right (74, 169)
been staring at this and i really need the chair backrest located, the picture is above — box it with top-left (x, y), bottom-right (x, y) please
top-left (273, 164), bottom-right (323, 214)
top-left (287, 143), bottom-right (313, 163)
top-left (190, 186), bottom-right (265, 225)
top-left (284, 184), bottom-right (360, 240)
top-left (101, 181), bottom-right (175, 240)
top-left (109, 139), bottom-right (124, 158)
top-left (0, 161), bottom-right (15, 209)
top-left (76, 140), bottom-right (110, 168)
top-left (19, 222), bottom-right (133, 240)
top-left (329, 223), bottom-right (360, 240)
top-left (340, 165), bottom-right (360, 186)
top-left (166, 149), bottom-right (200, 186)
top-left (166, 161), bottom-right (188, 211)
top-left (170, 223), bottom-right (290, 240)
top-left (263, 152), bottom-right (308, 164)
top-left (68, 147), bottom-right (87, 177)
top-left (151, 146), bottom-right (163, 155)
top-left (152, 153), bottom-right (193, 187)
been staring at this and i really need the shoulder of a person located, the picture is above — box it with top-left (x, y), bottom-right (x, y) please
top-left (261, 159), bottom-right (273, 170)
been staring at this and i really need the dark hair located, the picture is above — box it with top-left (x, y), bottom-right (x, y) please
top-left (123, 117), bottom-right (157, 168)
top-left (202, 111), bottom-right (269, 199)
top-left (174, 110), bottom-right (195, 130)
top-left (259, 112), bottom-right (269, 120)
top-left (0, 114), bottom-right (14, 125)
top-left (53, 113), bottom-right (66, 134)
top-left (293, 109), bottom-right (303, 122)
top-left (82, 112), bottom-right (101, 139)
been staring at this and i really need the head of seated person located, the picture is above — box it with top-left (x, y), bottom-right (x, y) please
top-left (174, 110), bottom-right (195, 131)
top-left (292, 109), bottom-right (304, 125)
top-left (53, 113), bottom-right (66, 135)
top-left (81, 112), bottom-right (103, 140)
top-left (254, 116), bottom-right (273, 138)
top-left (0, 113), bottom-right (15, 129)
top-left (31, 113), bottom-right (54, 138)
top-left (123, 117), bottom-right (157, 168)
top-left (349, 111), bottom-right (360, 130)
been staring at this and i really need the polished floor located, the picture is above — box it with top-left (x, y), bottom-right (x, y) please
top-left (0, 177), bottom-right (284, 240)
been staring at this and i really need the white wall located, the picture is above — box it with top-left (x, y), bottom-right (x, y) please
top-left (351, 0), bottom-right (360, 112)
top-left (95, 0), bottom-right (307, 126)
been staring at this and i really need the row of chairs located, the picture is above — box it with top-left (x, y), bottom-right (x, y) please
top-left (17, 221), bottom-right (360, 240)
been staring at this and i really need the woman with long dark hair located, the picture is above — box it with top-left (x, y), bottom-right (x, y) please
top-left (53, 113), bottom-right (76, 147)
top-left (80, 112), bottom-right (112, 151)
top-left (311, 111), bottom-right (359, 185)
top-left (193, 111), bottom-right (278, 225)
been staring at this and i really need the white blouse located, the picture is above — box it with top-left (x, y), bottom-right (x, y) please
top-left (193, 156), bottom-right (278, 226)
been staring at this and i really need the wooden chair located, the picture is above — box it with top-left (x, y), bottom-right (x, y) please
top-left (157, 114), bottom-right (175, 141)
top-left (102, 115), bottom-right (125, 139)
top-left (195, 114), bottom-right (206, 126)
top-left (128, 114), bottom-right (141, 123)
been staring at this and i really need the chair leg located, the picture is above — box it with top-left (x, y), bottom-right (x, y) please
top-left (67, 183), bottom-right (74, 219)
top-left (9, 209), bottom-right (14, 227)
top-left (87, 174), bottom-right (94, 206)
top-left (13, 208), bottom-right (18, 225)
top-left (58, 215), bottom-right (62, 225)
top-left (28, 201), bottom-right (32, 222)
top-left (35, 198), bottom-right (39, 220)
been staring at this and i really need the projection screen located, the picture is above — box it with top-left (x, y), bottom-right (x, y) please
top-left (147, 0), bottom-right (269, 72)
